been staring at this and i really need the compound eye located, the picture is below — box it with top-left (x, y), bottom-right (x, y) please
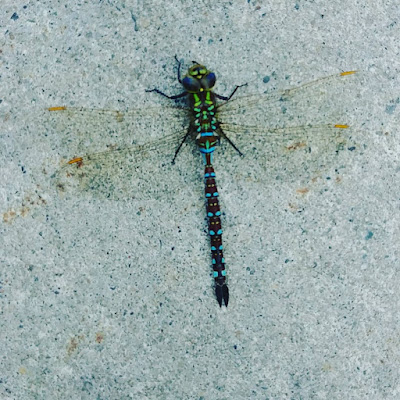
top-left (201, 72), bottom-right (216, 89)
top-left (182, 76), bottom-right (201, 92)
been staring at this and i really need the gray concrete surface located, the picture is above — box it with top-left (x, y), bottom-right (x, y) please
top-left (1, 0), bottom-right (399, 399)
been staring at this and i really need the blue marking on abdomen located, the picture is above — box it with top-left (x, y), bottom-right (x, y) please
top-left (199, 147), bottom-right (216, 154)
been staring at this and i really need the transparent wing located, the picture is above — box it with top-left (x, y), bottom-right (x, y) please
top-left (52, 128), bottom-right (203, 202)
top-left (48, 104), bottom-right (189, 123)
top-left (212, 70), bottom-right (360, 176)
top-left (214, 71), bottom-right (359, 182)
top-left (213, 122), bottom-right (353, 188)
top-left (47, 102), bottom-right (199, 201)
top-left (217, 70), bottom-right (359, 119)
top-left (219, 121), bottom-right (351, 153)
top-left (218, 122), bottom-right (351, 157)
top-left (47, 104), bottom-right (191, 151)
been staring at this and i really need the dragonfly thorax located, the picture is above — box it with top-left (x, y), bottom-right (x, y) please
top-left (192, 87), bottom-right (219, 165)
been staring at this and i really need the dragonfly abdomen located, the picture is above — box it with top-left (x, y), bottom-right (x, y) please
top-left (204, 165), bottom-right (229, 307)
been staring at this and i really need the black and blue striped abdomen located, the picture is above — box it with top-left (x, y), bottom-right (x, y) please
top-left (204, 165), bottom-right (229, 306)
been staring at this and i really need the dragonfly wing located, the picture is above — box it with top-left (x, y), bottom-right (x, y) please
top-left (215, 71), bottom-right (360, 166)
top-left (52, 130), bottom-right (199, 202)
top-left (220, 122), bottom-right (350, 145)
top-left (216, 70), bottom-right (360, 127)
top-left (47, 102), bottom-right (199, 201)
top-left (216, 122), bottom-right (354, 186)
top-left (47, 105), bottom-right (190, 151)
top-left (48, 104), bottom-right (189, 123)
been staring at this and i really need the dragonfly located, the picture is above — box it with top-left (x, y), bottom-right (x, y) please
top-left (49, 57), bottom-right (357, 307)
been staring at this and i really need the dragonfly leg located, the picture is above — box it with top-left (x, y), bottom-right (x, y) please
top-left (218, 126), bottom-right (244, 157)
top-left (146, 57), bottom-right (187, 98)
top-left (174, 55), bottom-right (183, 83)
top-left (172, 125), bottom-right (193, 164)
top-left (146, 88), bottom-right (187, 100)
top-left (215, 83), bottom-right (248, 101)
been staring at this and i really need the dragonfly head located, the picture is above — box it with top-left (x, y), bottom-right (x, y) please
top-left (182, 64), bottom-right (216, 93)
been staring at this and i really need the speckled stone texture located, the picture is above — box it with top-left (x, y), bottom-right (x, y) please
top-left (1, 0), bottom-right (399, 398)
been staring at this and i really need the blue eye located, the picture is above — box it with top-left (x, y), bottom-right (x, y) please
top-left (201, 72), bottom-right (216, 89)
top-left (182, 76), bottom-right (201, 92)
